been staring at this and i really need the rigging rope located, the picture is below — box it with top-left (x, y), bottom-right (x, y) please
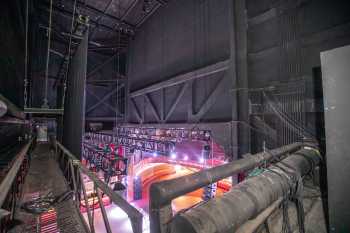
top-left (62, 0), bottom-right (78, 108)
top-left (262, 91), bottom-right (315, 140)
top-left (24, 0), bottom-right (29, 108)
top-left (43, 0), bottom-right (54, 108)
top-left (114, 0), bottom-right (121, 138)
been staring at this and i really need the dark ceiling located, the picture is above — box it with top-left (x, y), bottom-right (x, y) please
top-left (36, 0), bottom-right (167, 57)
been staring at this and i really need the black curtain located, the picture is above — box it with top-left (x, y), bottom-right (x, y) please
top-left (62, 31), bottom-right (88, 158)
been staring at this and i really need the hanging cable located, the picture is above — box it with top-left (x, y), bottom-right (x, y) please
top-left (24, 0), bottom-right (29, 108)
top-left (61, 0), bottom-right (78, 108)
top-left (114, 0), bottom-right (121, 138)
top-left (43, 0), bottom-right (54, 108)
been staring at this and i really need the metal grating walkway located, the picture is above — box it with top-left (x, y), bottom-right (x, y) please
top-left (9, 144), bottom-right (87, 233)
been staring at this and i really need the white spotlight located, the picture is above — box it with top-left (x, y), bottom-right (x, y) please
top-left (199, 157), bottom-right (205, 164)
top-left (170, 153), bottom-right (177, 159)
top-left (153, 152), bottom-right (158, 157)
top-left (183, 155), bottom-right (189, 161)
top-left (175, 165), bottom-right (182, 171)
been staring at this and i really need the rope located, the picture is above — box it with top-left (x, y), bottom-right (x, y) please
top-left (114, 0), bottom-right (121, 139)
top-left (272, 163), bottom-right (305, 233)
top-left (263, 91), bottom-right (316, 140)
top-left (24, 0), bottom-right (29, 108)
top-left (43, 0), bottom-right (54, 108)
top-left (62, 0), bottom-right (78, 108)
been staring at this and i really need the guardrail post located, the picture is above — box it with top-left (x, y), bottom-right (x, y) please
top-left (55, 140), bottom-right (144, 233)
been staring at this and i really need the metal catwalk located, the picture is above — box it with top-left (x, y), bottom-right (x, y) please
top-left (9, 144), bottom-right (87, 233)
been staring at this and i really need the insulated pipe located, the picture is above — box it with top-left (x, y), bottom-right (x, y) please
top-left (149, 143), bottom-right (305, 233)
top-left (0, 100), bottom-right (7, 117)
top-left (170, 147), bottom-right (320, 233)
top-left (0, 94), bottom-right (24, 119)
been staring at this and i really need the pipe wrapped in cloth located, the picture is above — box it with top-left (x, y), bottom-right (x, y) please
top-left (170, 147), bottom-right (321, 233)
top-left (0, 100), bottom-right (7, 117)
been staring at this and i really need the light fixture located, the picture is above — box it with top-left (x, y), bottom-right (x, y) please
top-left (183, 155), bottom-right (188, 161)
top-left (170, 153), bottom-right (177, 159)
top-left (199, 157), bottom-right (205, 164)
top-left (153, 152), bottom-right (158, 157)
top-left (175, 165), bottom-right (182, 171)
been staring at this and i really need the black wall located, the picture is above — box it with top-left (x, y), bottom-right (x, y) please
top-left (126, 0), bottom-right (350, 157)
top-left (127, 0), bottom-right (232, 124)
top-left (0, 0), bottom-right (27, 149)
top-left (0, 0), bottom-right (25, 107)
top-left (62, 32), bottom-right (88, 158)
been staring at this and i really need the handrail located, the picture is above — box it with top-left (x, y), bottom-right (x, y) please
top-left (55, 141), bottom-right (143, 233)
top-left (0, 140), bottom-right (32, 219)
top-left (0, 140), bottom-right (32, 206)
top-left (149, 142), bottom-right (313, 233)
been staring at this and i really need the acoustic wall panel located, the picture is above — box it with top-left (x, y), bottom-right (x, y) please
top-left (321, 45), bottom-right (350, 233)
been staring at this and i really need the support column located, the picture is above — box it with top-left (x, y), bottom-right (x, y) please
top-left (229, 0), bottom-right (250, 166)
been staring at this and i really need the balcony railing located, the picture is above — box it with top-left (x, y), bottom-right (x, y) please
top-left (55, 141), bottom-right (143, 233)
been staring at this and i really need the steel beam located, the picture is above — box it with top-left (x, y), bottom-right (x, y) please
top-left (136, 3), bottom-right (162, 28)
top-left (130, 60), bottom-right (230, 98)
top-left (40, 1), bottom-right (134, 33)
top-left (189, 74), bottom-right (227, 122)
top-left (121, 0), bottom-right (139, 21)
top-left (229, 0), bottom-right (250, 159)
top-left (86, 54), bottom-right (118, 80)
top-left (145, 94), bottom-right (161, 122)
top-left (130, 98), bottom-right (142, 123)
top-left (86, 84), bottom-right (124, 114)
top-left (165, 83), bottom-right (188, 121)
top-left (86, 117), bottom-right (124, 121)
top-left (88, 0), bottom-right (114, 39)
top-left (66, 0), bottom-right (135, 29)
top-left (160, 89), bottom-right (165, 121)
top-left (24, 108), bottom-right (64, 115)
top-left (86, 89), bottom-right (122, 115)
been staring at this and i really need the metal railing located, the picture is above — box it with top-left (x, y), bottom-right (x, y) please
top-left (149, 142), bottom-right (311, 233)
top-left (55, 141), bottom-right (143, 233)
top-left (0, 140), bottom-right (32, 231)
